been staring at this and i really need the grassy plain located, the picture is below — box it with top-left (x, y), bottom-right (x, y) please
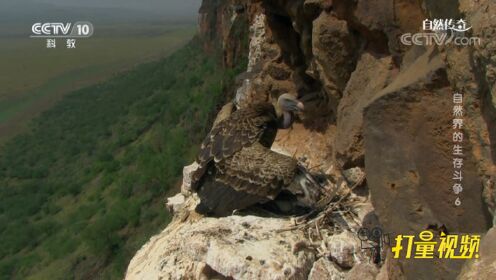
top-left (0, 22), bottom-right (196, 141)
top-left (0, 38), bottom-right (245, 279)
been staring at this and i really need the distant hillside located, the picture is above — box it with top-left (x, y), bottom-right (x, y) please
top-left (0, 0), bottom-right (196, 24)
top-left (0, 38), bottom-right (246, 279)
top-left (0, 23), bottom-right (196, 144)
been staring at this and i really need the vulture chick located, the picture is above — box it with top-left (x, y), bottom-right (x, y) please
top-left (191, 94), bottom-right (323, 216)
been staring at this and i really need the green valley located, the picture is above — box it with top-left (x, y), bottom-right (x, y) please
top-left (0, 38), bottom-right (246, 279)
top-left (0, 23), bottom-right (196, 142)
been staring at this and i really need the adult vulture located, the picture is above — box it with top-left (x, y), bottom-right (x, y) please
top-left (190, 94), bottom-right (322, 216)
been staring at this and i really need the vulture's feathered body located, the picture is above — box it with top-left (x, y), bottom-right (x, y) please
top-left (191, 94), bottom-right (322, 216)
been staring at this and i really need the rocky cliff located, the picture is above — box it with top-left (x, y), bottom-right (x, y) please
top-left (125, 0), bottom-right (496, 279)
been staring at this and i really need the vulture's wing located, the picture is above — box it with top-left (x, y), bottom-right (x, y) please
top-left (216, 142), bottom-right (297, 198)
top-left (195, 142), bottom-right (298, 216)
top-left (191, 104), bottom-right (277, 190)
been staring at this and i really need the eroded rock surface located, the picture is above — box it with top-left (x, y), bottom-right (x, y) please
top-left (457, 226), bottom-right (496, 279)
top-left (126, 194), bottom-right (374, 280)
top-left (127, 0), bottom-right (496, 279)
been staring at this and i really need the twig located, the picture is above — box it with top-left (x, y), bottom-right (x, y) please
top-left (315, 220), bottom-right (322, 240)
top-left (308, 163), bottom-right (323, 171)
top-left (277, 173), bottom-right (366, 233)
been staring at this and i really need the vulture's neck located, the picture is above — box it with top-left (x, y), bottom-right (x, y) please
top-left (275, 105), bottom-right (293, 129)
top-left (281, 112), bottom-right (293, 128)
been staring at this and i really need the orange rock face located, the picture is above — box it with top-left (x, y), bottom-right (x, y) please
top-left (194, 0), bottom-right (496, 279)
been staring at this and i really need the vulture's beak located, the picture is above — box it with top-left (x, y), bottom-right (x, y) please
top-left (277, 94), bottom-right (305, 114)
top-left (289, 100), bottom-right (304, 113)
top-left (296, 101), bottom-right (305, 112)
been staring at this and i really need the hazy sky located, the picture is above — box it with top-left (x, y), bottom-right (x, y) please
top-left (34, 0), bottom-right (202, 15)
top-left (0, 0), bottom-right (203, 22)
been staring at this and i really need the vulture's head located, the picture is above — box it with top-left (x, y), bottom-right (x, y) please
top-left (276, 93), bottom-right (304, 129)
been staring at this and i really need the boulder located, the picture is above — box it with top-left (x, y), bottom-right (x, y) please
top-left (363, 47), bottom-right (492, 279)
top-left (308, 258), bottom-right (345, 280)
top-left (335, 52), bottom-right (395, 167)
top-left (457, 226), bottom-right (496, 279)
top-left (126, 196), bottom-right (316, 280)
top-left (311, 12), bottom-right (357, 104)
top-left (345, 263), bottom-right (379, 280)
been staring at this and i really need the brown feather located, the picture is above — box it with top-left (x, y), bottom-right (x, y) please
top-left (216, 142), bottom-right (298, 198)
top-left (192, 99), bottom-right (322, 215)
top-left (191, 103), bottom-right (278, 190)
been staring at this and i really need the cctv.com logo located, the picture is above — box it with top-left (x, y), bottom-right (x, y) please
top-left (400, 18), bottom-right (481, 46)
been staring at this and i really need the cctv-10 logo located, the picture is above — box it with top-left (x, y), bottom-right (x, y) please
top-left (31, 21), bottom-right (94, 38)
